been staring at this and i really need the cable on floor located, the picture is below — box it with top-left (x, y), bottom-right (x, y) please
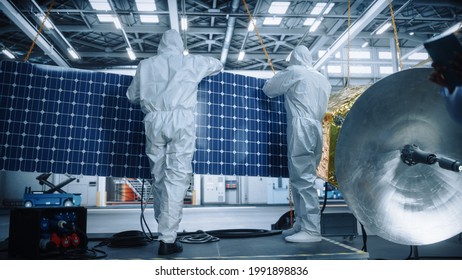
top-left (360, 223), bottom-right (368, 252)
top-left (177, 228), bottom-right (282, 244)
top-left (202, 229), bottom-right (282, 239)
top-left (178, 230), bottom-right (220, 244)
top-left (95, 230), bottom-right (153, 248)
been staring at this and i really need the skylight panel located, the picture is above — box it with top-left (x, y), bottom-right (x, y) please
top-left (140, 15), bottom-right (159, 23)
top-left (263, 17), bottom-right (282, 25)
top-left (324, 3), bottom-right (335, 14)
top-left (89, 0), bottom-right (112, 11)
top-left (268, 2), bottom-right (290, 14)
top-left (311, 2), bottom-right (334, 15)
top-left (136, 0), bottom-right (157, 11)
top-left (309, 18), bottom-right (323, 32)
top-left (97, 14), bottom-right (115, 22)
top-left (135, 0), bottom-right (158, 22)
top-left (303, 18), bottom-right (316, 26)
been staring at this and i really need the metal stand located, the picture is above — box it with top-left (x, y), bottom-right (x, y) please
top-left (412, 245), bottom-right (419, 259)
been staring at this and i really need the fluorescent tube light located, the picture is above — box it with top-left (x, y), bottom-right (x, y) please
top-left (376, 22), bottom-right (392, 35)
top-left (238, 50), bottom-right (245, 61)
top-left (113, 17), bottom-right (122, 29)
top-left (127, 48), bottom-right (137, 60)
top-left (181, 16), bottom-right (188, 30)
top-left (67, 48), bottom-right (80, 60)
top-left (2, 49), bottom-right (15, 59)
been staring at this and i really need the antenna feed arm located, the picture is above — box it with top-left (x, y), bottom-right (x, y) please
top-left (400, 144), bottom-right (437, 166)
top-left (400, 144), bottom-right (462, 173)
top-left (438, 157), bottom-right (462, 172)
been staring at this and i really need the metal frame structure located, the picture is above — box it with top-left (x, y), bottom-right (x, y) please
top-left (0, 1), bottom-right (460, 82)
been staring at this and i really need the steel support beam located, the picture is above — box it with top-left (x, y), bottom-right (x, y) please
top-left (314, 0), bottom-right (392, 69)
top-left (0, 0), bottom-right (69, 67)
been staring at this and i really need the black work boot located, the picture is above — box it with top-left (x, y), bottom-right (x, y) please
top-left (158, 240), bottom-right (183, 255)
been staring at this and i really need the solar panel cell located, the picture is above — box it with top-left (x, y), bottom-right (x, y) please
top-left (0, 61), bottom-right (288, 179)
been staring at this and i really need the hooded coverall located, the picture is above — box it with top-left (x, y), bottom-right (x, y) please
top-left (262, 45), bottom-right (331, 235)
top-left (126, 29), bottom-right (223, 243)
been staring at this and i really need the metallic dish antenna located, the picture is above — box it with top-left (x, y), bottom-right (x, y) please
top-left (335, 68), bottom-right (462, 245)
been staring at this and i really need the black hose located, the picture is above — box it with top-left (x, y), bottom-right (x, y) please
top-left (202, 229), bottom-right (281, 239)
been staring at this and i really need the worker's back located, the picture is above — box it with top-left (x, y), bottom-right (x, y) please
top-left (126, 29), bottom-right (223, 113)
top-left (283, 64), bottom-right (331, 123)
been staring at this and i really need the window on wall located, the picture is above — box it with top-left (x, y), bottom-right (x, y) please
top-left (350, 65), bottom-right (372, 74)
top-left (407, 52), bottom-right (429, 60)
top-left (318, 50), bottom-right (341, 59)
top-left (327, 65), bottom-right (342, 74)
top-left (379, 66), bottom-right (394, 75)
top-left (349, 50), bottom-right (371, 59)
top-left (378, 51), bottom-right (392, 60)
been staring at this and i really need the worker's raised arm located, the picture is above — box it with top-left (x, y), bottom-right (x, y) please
top-left (126, 64), bottom-right (141, 104)
top-left (262, 69), bottom-right (293, 98)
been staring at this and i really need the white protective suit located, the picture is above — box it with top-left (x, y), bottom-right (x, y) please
top-left (126, 29), bottom-right (223, 243)
top-left (262, 46), bottom-right (331, 235)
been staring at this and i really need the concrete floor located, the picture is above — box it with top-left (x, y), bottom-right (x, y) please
top-left (1, 204), bottom-right (462, 260)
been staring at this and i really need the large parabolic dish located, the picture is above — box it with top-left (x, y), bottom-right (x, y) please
top-left (335, 68), bottom-right (462, 246)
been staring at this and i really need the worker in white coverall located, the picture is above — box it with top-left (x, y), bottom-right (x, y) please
top-left (126, 29), bottom-right (223, 255)
top-left (262, 45), bottom-right (331, 243)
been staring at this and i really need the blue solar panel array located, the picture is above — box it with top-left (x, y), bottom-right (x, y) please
top-left (0, 61), bottom-right (288, 179)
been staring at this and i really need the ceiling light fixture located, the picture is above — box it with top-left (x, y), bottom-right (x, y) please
top-left (376, 22), bottom-right (392, 35)
top-left (248, 19), bottom-right (256, 32)
top-left (113, 17), bottom-right (122, 29)
top-left (238, 50), bottom-right (245, 61)
top-left (181, 16), bottom-right (188, 31)
top-left (136, 0), bottom-right (159, 23)
top-left (2, 49), bottom-right (15, 59)
top-left (127, 48), bottom-right (137, 60)
top-left (67, 48), bottom-right (80, 60)
top-left (37, 14), bottom-right (54, 29)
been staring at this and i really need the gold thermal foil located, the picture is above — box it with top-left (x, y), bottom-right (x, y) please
top-left (317, 85), bottom-right (370, 186)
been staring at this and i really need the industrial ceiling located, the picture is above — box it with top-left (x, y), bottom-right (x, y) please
top-left (0, 0), bottom-right (461, 75)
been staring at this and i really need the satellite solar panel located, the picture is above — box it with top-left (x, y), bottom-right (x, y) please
top-left (0, 61), bottom-right (288, 179)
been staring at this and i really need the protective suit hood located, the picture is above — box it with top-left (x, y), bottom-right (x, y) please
top-left (158, 29), bottom-right (184, 55)
top-left (289, 45), bottom-right (313, 67)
